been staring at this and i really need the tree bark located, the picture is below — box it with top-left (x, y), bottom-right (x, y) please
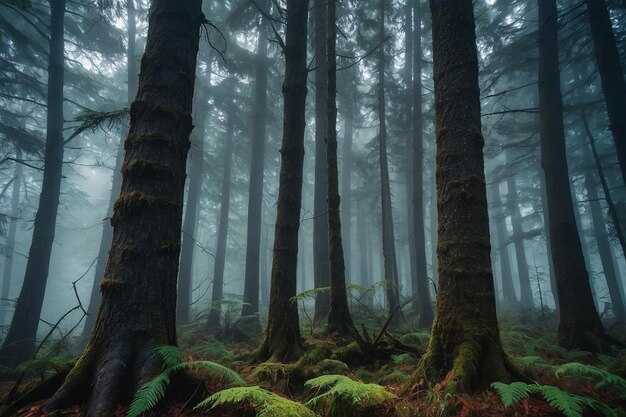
top-left (207, 91), bottom-right (235, 330)
top-left (538, 0), bottom-right (606, 351)
top-left (256, 0), bottom-right (308, 362)
top-left (326, 0), bottom-right (353, 336)
top-left (313, 0), bottom-right (330, 322)
top-left (585, 0), bottom-right (626, 189)
top-left (242, 0), bottom-right (270, 321)
top-left (0, 0), bottom-right (65, 368)
top-left (44, 1), bottom-right (202, 415)
top-left (83, 0), bottom-right (138, 336)
top-left (416, 0), bottom-right (517, 393)
top-left (340, 70), bottom-right (354, 285)
top-left (0, 149), bottom-right (22, 326)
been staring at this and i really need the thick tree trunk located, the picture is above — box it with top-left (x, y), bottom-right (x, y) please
top-left (44, 2), bottom-right (202, 415)
top-left (538, 0), bottom-right (606, 352)
top-left (83, 0), bottom-right (138, 336)
top-left (0, 0), bottom-right (65, 368)
top-left (242, 0), bottom-right (270, 320)
top-left (378, 0), bottom-right (400, 320)
top-left (490, 180), bottom-right (517, 307)
top-left (413, 0), bottom-right (433, 327)
top-left (0, 150), bottom-right (22, 326)
top-left (207, 95), bottom-right (235, 330)
top-left (177, 109), bottom-right (204, 324)
top-left (313, 0), bottom-right (330, 322)
top-left (326, 0), bottom-right (353, 336)
top-left (416, 0), bottom-right (516, 393)
top-left (256, 0), bottom-right (308, 362)
top-left (585, 0), bottom-right (626, 189)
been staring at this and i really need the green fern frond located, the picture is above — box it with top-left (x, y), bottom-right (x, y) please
top-left (513, 356), bottom-right (546, 367)
top-left (195, 386), bottom-right (317, 417)
top-left (490, 381), bottom-right (538, 407)
top-left (556, 362), bottom-right (626, 392)
top-left (127, 372), bottom-right (170, 417)
top-left (540, 385), bottom-right (584, 417)
top-left (305, 374), bottom-right (396, 414)
top-left (154, 345), bottom-right (183, 369)
top-left (170, 360), bottom-right (246, 387)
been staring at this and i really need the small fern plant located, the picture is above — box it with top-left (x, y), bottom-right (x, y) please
top-left (305, 374), bottom-right (396, 416)
top-left (556, 362), bottom-right (626, 396)
top-left (195, 385), bottom-right (317, 417)
top-left (127, 345), bottom-right (245, 417)
top-left (491, 381), bottom-right (620, 417)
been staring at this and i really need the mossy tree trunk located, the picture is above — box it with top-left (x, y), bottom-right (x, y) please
top-left (326, 0), bottom-right (353, 336)
top-left (0, 0), bottom-right (65, 368)
top-left (257, 0), bottom-right (308, 362)
top-left (313, 0), bottom-right (330, 323)
top-left (585, 0), bottom-right (626, 189)
top-left (43, 1), bottom-right (203, 415)
top-left (416, 0), bottom-right (516, 394)
top-left (84, 0), bottom-right (138, 336)
top-left (537, 0), bottom-right (606, 352)
top-left (242, 0), bottom-right (270, 323)
top-left (207, 89), bottom-right (236, 330)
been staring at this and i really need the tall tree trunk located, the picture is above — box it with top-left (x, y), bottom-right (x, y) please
top-left (256, 0), bottom-right (308, 362)
top-left (585, 0), bottom-right (626, 189)
top-left (413, 0), bottom-right (433, 327)
top-left (313, 0), bottom-right (330, 322)
top-left (83, 0), bottom-right (138, 336)
top-left (260, 226), bottom-right (269, 307)
top-left (177, 106), bottom-right (205, 324)
top-left (340, 70), bottom-right (354, 284)
top-left (378, 0), bottom-right (400, 320)
top-left (207, 94), bottom-right (235, 330)
top-left (538, 0), bottom-right (607, 351)
top-left (539, 166), bottom-right (559, 312)
top-left (0, 150), bottom-right (22, 326)
top-left (505, 157), bottom-right (533, 312)
top-left (242, 0), bottom-right (270, 321)
top-left (326, 0), bottom-right (353, 336)
top-left (44, 1), bottom-right (203, 415)
top-left (490, 180), bottom-right (517, 307)
top-left (416, 0), bottom-right (517, 393)
top-left (0, 0), bottom-right (65, 368)
top-left (357, 189), bottom-right (371, 307)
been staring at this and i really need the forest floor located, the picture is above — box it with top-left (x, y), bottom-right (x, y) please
top-left (1, 310), bottom-right (625, 417)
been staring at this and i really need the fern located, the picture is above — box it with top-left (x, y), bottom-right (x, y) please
top-left (195, 386), bottom-right (317, 417)
top-left (305, 374), bottom-right (396, 415)
top-left (556, 362), bottom-right (626, 393)
top-left (491, 381), bottom-right (621, 417)
top-left (126, 345), bottom-right (245, 417)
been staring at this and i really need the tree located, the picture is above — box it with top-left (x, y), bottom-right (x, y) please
top-left (490, 179), bottom-right (517, 307)
top-left (43, 1), bottom-right (203, 415)
top-left (256, 0), bottom-right (308, 362)
top-left (242, 0), bottom-right (270, 322)
top-left (0, 0), bottom-right (66, 368)
top-left (326, 0), bottom-right (353, 336)
top-left (416, 0), bottom-right (517, 393)
top-left (537, 0), bottom-right (607, 351)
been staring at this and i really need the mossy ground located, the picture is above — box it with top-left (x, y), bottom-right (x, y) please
top-left (2, 312), bottom-right (625, 417)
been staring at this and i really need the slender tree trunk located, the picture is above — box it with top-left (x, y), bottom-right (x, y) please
top-left (490, 180), bottom-right (517, 307)
top-left (83, 0), bottom-right (137, 336)
top-left (0, 150), bottom-right (22, 326)
top-left (242, 0), bottom-right (270, 321)
top-left (416, 0), bottom-right (517, 393)
top-left (207, 94), bottom-right (235, 330)
top-left (45, 1), bottom-right (203, 415)
top-left (257, 0), bottom-right (308, 362)
top-left (177, 107), bottom-right (205, 324)
top-left (326, 0), bottom-right (353, 336)
top-left (313, 0), bottom-right (330, 322)
top-left (378, 0), bottom-right (400, 320)
top-left (340, 70), bottom-right (354, 284)
top-left (585, 0), bottom-right (626, 189)
top-left (260, 226), bottom-right (269, 307)
top-left (357, 190), bottom-right (371, 307)
top-left (429, 173), bottom-right (437, 286)
top-left (0, 0), bottom-right (65, 368)
top-left (413, 0), bottom-right (433, 327)
top-left (538, 0), bottom-right (607, 351)
top-left (539, 168), bottom-right (559, 312)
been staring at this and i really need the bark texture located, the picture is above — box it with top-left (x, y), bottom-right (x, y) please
top-left (0, 0), bottom-right (65, 368)
top-left (257, 0), bottom-right (308, 362)
top-left (538, 0), bottom-right (606, 351)
top-left (44, 1), bottom-right (202, 415)
top-left (416, 0), bottom-right (516, 393)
